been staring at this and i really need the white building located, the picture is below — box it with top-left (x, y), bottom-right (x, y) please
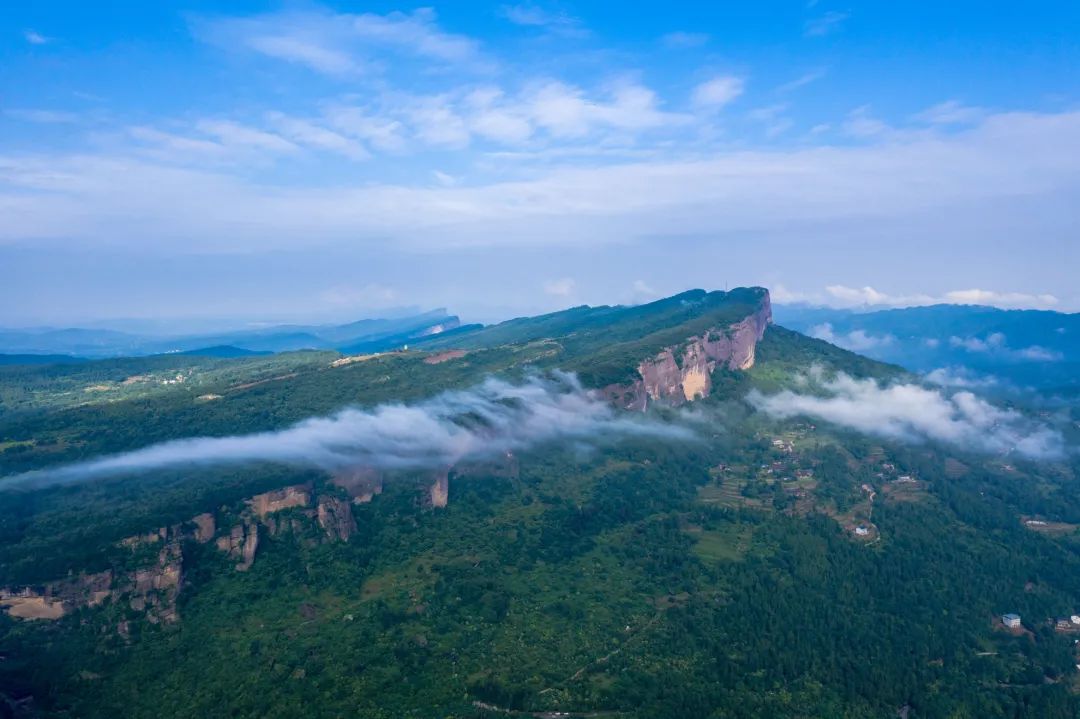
top-left (1003, 613), bottom-right (1021, 628)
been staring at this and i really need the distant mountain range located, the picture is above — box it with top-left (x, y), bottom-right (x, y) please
top-left (774, 303), bottom-right (1080, 390)
top-left (0, 309), bottom-right (467, 359)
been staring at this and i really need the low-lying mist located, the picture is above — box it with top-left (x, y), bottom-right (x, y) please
top-left (748, 368), bottom-right (1067, 461)
top-left (4, 372), bottom-right (692, 489)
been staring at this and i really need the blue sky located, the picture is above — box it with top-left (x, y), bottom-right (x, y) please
top-left (1, 1), bottom-right (1078, 326)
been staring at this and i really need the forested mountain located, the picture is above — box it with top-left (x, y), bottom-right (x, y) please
top-left (0, 309), bottom-right (462, 358)
top-left (2, 288), bottom-right (1079, 718)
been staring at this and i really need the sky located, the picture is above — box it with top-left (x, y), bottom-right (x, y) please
top-left (1, 1), bottom-right (1078, 327)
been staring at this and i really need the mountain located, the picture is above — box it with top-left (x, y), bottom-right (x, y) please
top-left (775, 303), bottom-right (1080, 389)
top-left (1, 288), bottom-right (1079, 718)
top-left (0, 310), bottom-right (462, 358)
top-left (174, 345), bottom-right (272, 358)
top-left (0, 354), bottom-right (87, 366)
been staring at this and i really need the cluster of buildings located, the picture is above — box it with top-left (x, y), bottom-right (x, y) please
top-left (1001, 613), bottom-right (1080, 631)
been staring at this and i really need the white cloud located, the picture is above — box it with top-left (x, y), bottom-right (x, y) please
top-left (12, 374), bottom-right (689, 487)
top-left (776, 68), bottom-right (827, 93)
top-left (2, 110), bottom-right (1079, 268)
top-left (804, 11), bottom-right (849, 37)
top-left (404, 96), bottom-right (472, 148)
top-left (915, 100), bottom-right (986, 126)
top-left (632, 279), bottom-right (658, 296)
top-left (949, 333), bottom-right (1063, 361)
top-left (195, 120), bottom-right (299, 153)
top-left (923, 367), bottom-right (1000, 389)
top-left (822, 286), bottom-right (1061, 311)
top-left (824, 285), bottom-right (934, 307)
top-left (351, 8), bottom-right (482, 64)
top-left (245, 34), bottom-right (363, 75)
top-left (1017, 345), bottom-right (1062, 361)
top-left (265, 113), bottom-right (370, 161)
top-left (324, 107), bottom-right (408, 153)
top-left (942, 289), bottom-right (1059, 309)
top-left (691, 76), bottom-right (745, 109)
top-left (525, 80), bottom-right (689, 138)
top-left (810, 323), bottom-right (895, 351)
top-left (544, 277), bottom-right (576, 297)
top-left (23, 29), bottom-right (50, 45)
top-left (842, 106), bottom-right (891, 138)
top-left (749, 371), bottom-right (1064, 460)
top-left (194, 8), bottom-right (485, 76)
top-left (948, 333), bottom-right (1007, 353)
top-left (661, 31), bottom-right (709, 48)
top-left (500, 4), bottom-right (586, 37)
top-left (464, 88), bottom-right (534, 144)
top-left (5, 109), bottom-right (80, 124)
top-left (431, 170), bottom-right (460, 187)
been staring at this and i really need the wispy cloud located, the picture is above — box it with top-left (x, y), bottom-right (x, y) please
top-left (776, 68), bottom-right (827, 93)
top-left (4, 109), bottom-right (80, 124)
top-left (691, 75), bottom-right (745, 109)
top-left (810, 323), bottom-right (895, 351)
top-left (266, 113), bottom-right (370, 161)
top-left (193, 8), bottom-right (487, 76)
top-left (821, 285), bottom-right (1061, 311)
top-left (543, 277), bottom-right (576, 296)
top-left (749, 370), bottom-right (1065, 460)
top-left (914, 100), bottom-right (987, 126)
top-left (5, 374), bottom-right (689, 488)
top-left (23, 29), bottom-right (50, 45)
top-left (661, 31), bottom-right (709, 48)
top-left (500, 4), bottom-right (587, 37)
top-left (948, 333), bottom-right (1063, 361)
top-left (2, 110), bottom-right (1078, 267)
top-left (804, 11), bottom-right (849, 37)
top-left (923, 367), bottom-right (1001, 389)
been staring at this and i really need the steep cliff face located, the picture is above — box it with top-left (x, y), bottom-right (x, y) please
top-left (248, 484), bottom-right (312, 516)
top-left (317, 495), bottom-right (357, 542)
top-left (0, 539), bottom-right (184, 625)
top-left (216, 520), bottom-right (260, 571)
top-left (428, 471), bottom-right (450, 509)
top-left (605, 293), bottom-right (772, 409)
top-left (0, 483), bottom-right (361, 623)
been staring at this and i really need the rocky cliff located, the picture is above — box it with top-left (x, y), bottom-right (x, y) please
top-left (0, 519), bottom-right (203, 625)
top-left (604, 293), bottom-right (772, 410)
top-left (0, 483), bottom-right (358, 623)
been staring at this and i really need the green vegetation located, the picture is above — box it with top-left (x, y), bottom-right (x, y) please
top-left (3, 289), bottom-right (1080, 717)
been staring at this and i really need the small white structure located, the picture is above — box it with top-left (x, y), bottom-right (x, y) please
top-left (1003, 613), bottom-right (1022, 629)
top-left (854, 526), bottom-right (870, 537)
top-left (1071, 615), bottom-right (1080, 625)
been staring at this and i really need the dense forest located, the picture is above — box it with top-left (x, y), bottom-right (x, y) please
top-left (2, 290), bottom-right (1080, 718)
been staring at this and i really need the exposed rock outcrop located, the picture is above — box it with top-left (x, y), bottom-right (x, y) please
top-left (216, 520), bottom-right (260, 571)
top-left (317, 496), bottom-right (357, 542)
top-left (428, 470), bottom-right (450, 509)
top-left (192, 512), bottom-right (216, 543)
top-left (1, 545), bottom-right (181, 625)
top-left (604, 294), bottom-right (772, 410)
top-left (248, 484), bottom-right (312, 517)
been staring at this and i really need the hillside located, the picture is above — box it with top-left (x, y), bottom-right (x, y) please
top-left (2, 288), bottom-right (1080, 718)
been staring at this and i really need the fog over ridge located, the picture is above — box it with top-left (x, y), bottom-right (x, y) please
top-left (749, 368), bottom-right (1067, 460)
top-left (2, 372), bottom-right (691, 489)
